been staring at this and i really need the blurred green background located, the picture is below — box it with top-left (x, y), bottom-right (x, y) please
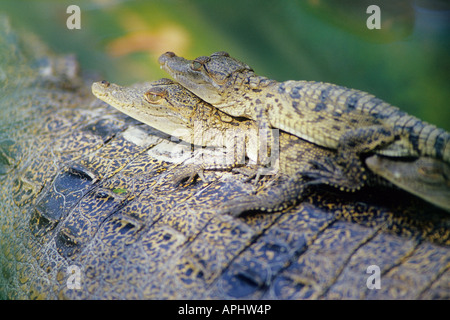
top-left (2, 0), bottom-right (449, 129)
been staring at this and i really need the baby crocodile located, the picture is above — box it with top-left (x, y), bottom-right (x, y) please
top-left (92, 79), bottom-right (450, 213)
top-left (159, 52), bottom-right (450, 168)
top-left (92, 78), bottom-right (335, 214)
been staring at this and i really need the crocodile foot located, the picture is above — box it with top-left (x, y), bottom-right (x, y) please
top-left (232, 165), bottom-right (276, 185)
top-left (220, 175), bottom-right (309, 217)
top-left (219, 197), bottom-right (288, 217)
top-left (305, 124), bottom-right (395, 191)
top-left (174, 163), bottom-right (273, 187)
top-left (303, 155), bottom-right (368, 192)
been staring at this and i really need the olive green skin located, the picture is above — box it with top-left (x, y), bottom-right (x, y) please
top-left (1, 16), bottom-right (449, 300)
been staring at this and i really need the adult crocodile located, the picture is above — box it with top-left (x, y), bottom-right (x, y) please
top-left (1, 16), bottom-right (449, 300)
top-left (158, 51), bottom-right (450, 189)
top-left (91, 80), bottom-right (450, 213)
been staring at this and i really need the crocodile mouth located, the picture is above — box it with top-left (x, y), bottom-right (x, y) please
top-left (158, 52), bottom-right (212, 86)
top-left (159, 62), bottom-right (224, 106)
top-left (91, 82), bottom-right (132, 108)
top-left (163, 68), bottom-right (206, 89)
top-left (159, 61), bottom-right (194, 86)
top-left (91, 81), bottom-right (111, 97)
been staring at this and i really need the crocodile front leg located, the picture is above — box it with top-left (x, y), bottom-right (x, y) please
top-left (172, 120), bottom-right (279, 185)
top-left (304, 125), bottom-right (396, 191)
top-left (219, 172), bottom-right (311, 217)
top-left (172, 128), bottom-right (253, 185)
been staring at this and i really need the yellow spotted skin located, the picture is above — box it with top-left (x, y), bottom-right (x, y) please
top-left (159, 51), bottom-right (450, 164)
top-left (1, 17), bottom-right (449, 300)
top-left (91, 79), bottom-right (382, 212)
top-left (92, 79), bottom-right (450, 212)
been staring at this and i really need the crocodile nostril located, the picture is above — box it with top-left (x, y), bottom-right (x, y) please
top-left (158, 52), bottom-right (176, 65)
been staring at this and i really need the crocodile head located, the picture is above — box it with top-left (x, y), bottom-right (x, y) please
top-left (159, 51), bottom-right (254, 106)
top-left (92, 78), bottom-right (201, 141)
top-left (366, 155), bottom-right (450, 212)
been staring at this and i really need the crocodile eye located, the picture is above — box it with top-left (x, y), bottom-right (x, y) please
top-left (191, 60), bottom-right (203, 71)
top-left (418, 164), bottom-right (443, 182)
top-left (100, 80), bottom-right (110, 88)
top-left (144, 92), bottom-right (162, 103)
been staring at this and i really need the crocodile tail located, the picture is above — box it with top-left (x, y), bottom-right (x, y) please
top-left (342, 95), bottom-right (449, 163)
top-left (413, 124), bottom-right (450, 163)
top-left (391, 114), bottom-right (450, 163)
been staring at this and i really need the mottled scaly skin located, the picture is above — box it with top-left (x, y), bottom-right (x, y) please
top-left (92, 80), bottom-right (450, 212)
top-left (159, 52), bottom-right (450, 164)
top-left (92, 79), bottom-right (341, 214)
top-left (2, 17), bottom-right (449, 300)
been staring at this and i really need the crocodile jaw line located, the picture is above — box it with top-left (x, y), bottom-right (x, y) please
top-left (91, 82), bottom-right (192, 141)
top-left (160, 62), bottom-right (224, 106)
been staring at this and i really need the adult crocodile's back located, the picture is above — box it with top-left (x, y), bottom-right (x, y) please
top-left (1, 16), bottom-right (449, 300)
